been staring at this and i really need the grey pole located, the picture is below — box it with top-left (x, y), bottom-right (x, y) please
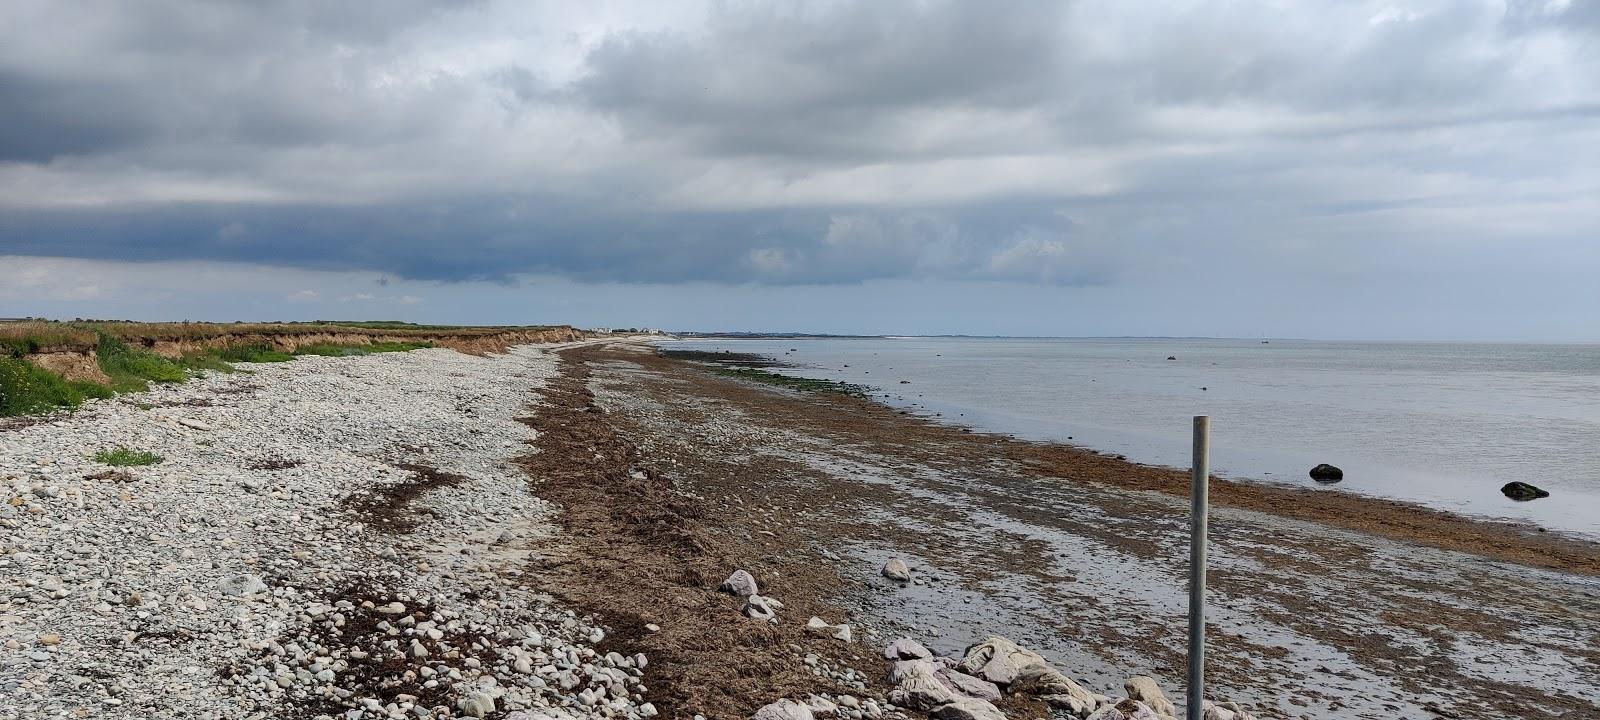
top-left (1187, 415), bottom-right (1210, 720)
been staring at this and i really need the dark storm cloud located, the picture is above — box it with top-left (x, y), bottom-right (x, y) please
top-left (0, 0), bottom-right (1596, 290)
top-left (0, 197), bottom-right (1114, 285)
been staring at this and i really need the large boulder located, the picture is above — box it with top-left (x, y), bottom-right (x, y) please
top-left (885, 637), bottom-right (933, 661)
top-left (1010, 664), bottom-right (1096, 709)
top-left (1501, 481), bottom-right (1549, 501)
top-left (936, 669), bottom-right (1001, 702)
top-left (1308, 464), bottom-right (1343, 482)
top-left (1202, 701), bottom-right (1256, 720)
top-left (1086, 699), bottom-right (1161, 720)
top-left (889, 661), bottom-right (959, 710)
top-left (720, 569), bottom-right (760, 597)
top-left (957, 636), bottom-right (1046, 686)
top-left (882, 558), bottom-right (912, 582)
top-left (929, 698), bottom-right (1006, 720)
top-left (958, 636), bottom-right (1096, 708)
top-left (754, 699), bottom-right (814, 720)
top-left (1123, 677), bottom-right (1176, 718)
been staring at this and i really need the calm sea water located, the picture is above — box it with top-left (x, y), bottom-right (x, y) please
top-left (658, 337), bottom-right (1600, 538)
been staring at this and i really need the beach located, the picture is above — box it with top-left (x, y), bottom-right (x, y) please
top-left (2, 340), bottom-right (1596, 720)
top-left (573, 344), bottom-right (1600, 719)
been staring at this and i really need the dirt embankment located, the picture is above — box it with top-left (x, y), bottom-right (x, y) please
top-left (138, 326), bottom-right (594, 357)
top-left (21, 350), bottom-right (112, 383)
top-left (18, 326), bottom-right (601, 381)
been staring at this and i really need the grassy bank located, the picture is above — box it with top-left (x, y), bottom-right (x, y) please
top-left (1, 319), bottom-right (563, 353)
top-left (0, 321), bottom-right (458, 417)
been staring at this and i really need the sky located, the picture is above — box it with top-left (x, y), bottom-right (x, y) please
top-left (2, 0), bottom-right (1597, 340)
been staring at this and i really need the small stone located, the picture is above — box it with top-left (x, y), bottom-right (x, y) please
top-left (754, 699), bottom-right (813, 720)
top-left (38, 633), bottom-right (61, 646)
top-left (456, 692), bottom-right (495, 718)
top-left (375, 601), bottom-right (407, 615)
top-left (805, 617), bottom-right (852, 642)
top-left (719, 569), bottom-right (760, 597)
top-left (218, 574), bottom-right (268, 596)
top-left (881, 559), bottom-right (911, 582)
top-left (743, 595), bottom-right (779, 622)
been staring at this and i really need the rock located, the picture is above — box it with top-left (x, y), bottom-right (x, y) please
top-left (956, 636), bottom-right (1048, 686)
top-left (1501, 481), bottom-right (1549, 501)
top-left (806, 616), bottom-right (853, 642)
top-left (456, 691), bottom-right (496, 718)
top-left (1201, 701), bottom-right (1255, 720)
top-left (1086, 699), bottom-right (1160, 720)
top-left (881, 559), bottom-right (911, 582)
top-left (1124, 677), bottom-right (1176, 718)
top-left (1042, 693), bottom-right (1094, 716)
top-left (929, 698), bottom-right (1005, 720)
top-left (753, 699), bottom-right (814, 720)
top-left (38, 633), bottom-right (61, 646)
top-left (177, 417), bottom-right (214, 431)
top-left (935, 670), bottom-right (1001, 702)
top-left (217, 574), bottom-right (268, 596)
top-left (884, 637), bottom-right (932, 661)
top-left (640, 703), bottom-right (659, 717)
top-left (1309, 464), bottom-right (1343, 482)
top-left (720, 569), bottom-right (760, 597)
top-left (744, 595), bottom-right (779, 622)
top-left (807, 696), bottom-right (838, 715)
top-left (888, 661), bottom-right (958, 711)
top-left (1011, 664), bottom-right (1096, 708)
top-left (375, 601), bottom-right (407, 615)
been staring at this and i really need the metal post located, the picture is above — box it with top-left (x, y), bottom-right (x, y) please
top-left (1187, 415), bottom-right (1210, 720)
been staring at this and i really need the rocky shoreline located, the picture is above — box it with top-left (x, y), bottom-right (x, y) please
top-left (4, 340), bottom-right (1598, 720)
top-left (1, 342), bottom-right (652, 719)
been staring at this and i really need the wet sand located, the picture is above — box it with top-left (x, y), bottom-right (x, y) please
top-left (534, 344), bottom-right (1600, 720)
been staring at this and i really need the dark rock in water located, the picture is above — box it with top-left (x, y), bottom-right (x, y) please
top-left (1501, 481), bottom-right (1550, 501)
top-left (1309, 464), bottom-right (1343, 482)
top-left (1166, 356), bottom-right (1177, 360)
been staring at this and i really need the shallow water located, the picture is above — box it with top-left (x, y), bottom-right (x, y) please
top-left (658, 337), bottom-right (1600, 538)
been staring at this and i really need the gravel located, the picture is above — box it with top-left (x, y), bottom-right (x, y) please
top-left (0, 343), bottom-right (652, 720)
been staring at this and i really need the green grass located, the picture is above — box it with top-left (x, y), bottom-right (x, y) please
top-left (0, 356), bottom-right (113, 415)
top-left (176, 352), bottom-right (236, 373)
top-left (1, 326), bottom-right (436, 418)
top-left (93, 446), bottom-right (164, 466)
top-left (216, 344), bottom-right (296, 363)
top-left (711, 367), bottom-right (871, 397)
top-left (95, 334), bottom-right (187, 392)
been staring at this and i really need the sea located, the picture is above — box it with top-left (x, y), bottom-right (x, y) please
top-left (655, 336), bottom-right (1600, 539)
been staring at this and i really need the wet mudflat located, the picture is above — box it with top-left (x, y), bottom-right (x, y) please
top-left (572, 345), bottom-right (1600, 720)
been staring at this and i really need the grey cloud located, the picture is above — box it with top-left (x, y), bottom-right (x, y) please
top-left (0, 0), bottom-right (1596, 300)
top-left (575, 2), bottom-right (1067, 159)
